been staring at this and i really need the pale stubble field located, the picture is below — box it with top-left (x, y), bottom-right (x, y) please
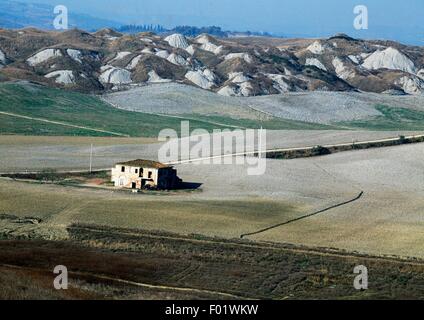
top-left (0, 134), bottom-right (423, 259)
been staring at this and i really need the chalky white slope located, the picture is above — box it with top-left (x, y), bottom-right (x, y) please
top-left (27, 49), bottom-right (62, 66)
top-left (165, 33), bottom-right (189, 49)
top-left (0, 49), bottom-right (6, 67)
top-left (45, 70), bottom-right (75, 84)
top-left (99, 66), bottom-right (132, 84)
top-left (362, 47), bottom-right (416, 74)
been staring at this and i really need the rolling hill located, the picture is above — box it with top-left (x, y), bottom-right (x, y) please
top-left (0, 81), bottom-right (337, 137)
top-left (2, 81), bottom-right (424, 138)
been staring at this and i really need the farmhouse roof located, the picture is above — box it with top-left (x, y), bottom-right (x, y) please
top-left (117, 159), bottom-right (171, 169)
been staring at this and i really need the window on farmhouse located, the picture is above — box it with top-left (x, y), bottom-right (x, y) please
top-left (121, 166), bottom-right (125, 172)
top-left (135, 169), bottom-right (138, 174)
top-left (148, 171), bottom-right (152, 179)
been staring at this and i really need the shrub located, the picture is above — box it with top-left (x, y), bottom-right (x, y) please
top-left (311, 145), bottom-right (331, 156)
top-left (398, 135), bottom-right (408, 144)
top-left (38, 169), bottom-right (60, 182)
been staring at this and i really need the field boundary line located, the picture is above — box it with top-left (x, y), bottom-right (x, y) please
top-left (0, 111), bottom-right (129, 137)
top-left (240, 191), bottom-right (364, 238)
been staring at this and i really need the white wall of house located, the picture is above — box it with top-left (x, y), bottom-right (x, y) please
top-left (111, 165), bottom-right (159, 189)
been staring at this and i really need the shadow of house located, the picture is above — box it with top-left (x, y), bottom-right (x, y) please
top-left (177, 182), bottom-right (203, 190)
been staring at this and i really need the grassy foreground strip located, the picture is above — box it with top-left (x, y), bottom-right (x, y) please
top-left (0, 227), bottom-right (423, 299)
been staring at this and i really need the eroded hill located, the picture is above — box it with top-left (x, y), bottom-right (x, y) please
top-left (0, 29), bottom-right (423, 96)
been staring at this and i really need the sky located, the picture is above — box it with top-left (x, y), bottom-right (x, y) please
top-left (19, 0), bottom-right (424, 44)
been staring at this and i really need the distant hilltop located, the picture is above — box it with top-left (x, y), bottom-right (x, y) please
top-left (0, 28), bottom-right (423, 96)
top-left (117, 25), bottom-right (273, 38)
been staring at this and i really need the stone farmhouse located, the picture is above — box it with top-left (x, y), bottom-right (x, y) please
top-left (111, 159), bottom-right (181, 190)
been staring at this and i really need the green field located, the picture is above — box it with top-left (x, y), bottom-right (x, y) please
top-left (0, 82), bottom-right (339, 137)
top-left (0, 112), bottom-right (113, 136)
top-left (339, 105), bottom-right (424, 131)
top-left (0, 82), bottom-right (231, 137)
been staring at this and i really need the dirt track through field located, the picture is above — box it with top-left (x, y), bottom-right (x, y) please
top-left (240, 191), bottom-right (364, 238)
top-left (0, 263), bottom-right (248, 300)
